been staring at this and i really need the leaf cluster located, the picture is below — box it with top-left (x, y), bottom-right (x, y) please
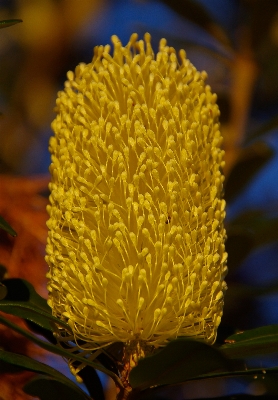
top-left (0, 277), bottom-right (278, 399)
top-left (1, 4), bottom-right (278, 399)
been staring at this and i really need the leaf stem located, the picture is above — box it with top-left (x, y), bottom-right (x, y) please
top-left (116, 386), bottom-right (140, 400)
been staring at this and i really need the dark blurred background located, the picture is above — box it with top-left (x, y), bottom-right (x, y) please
top-left (1, 0), bottom-right (278, 398)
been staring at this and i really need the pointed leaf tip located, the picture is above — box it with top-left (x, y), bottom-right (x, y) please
top-left (221, 325), bottom-right (278, 358)
top-left (24, 375), bottom-right (91, 400)
top-left (0, 216), bottom-right (17, 236)
top-left (0, 19), bottom-right (22, 29)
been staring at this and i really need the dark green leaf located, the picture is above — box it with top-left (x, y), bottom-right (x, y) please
top-left (0, 283), bottom-right (7, 300)
top-left (185, 365), bottom-right (278, 383)
top-left (0, 313), bottom-right (121, 384)
top-left (159, 0), bottom-right (231, 47)
top-left (0, 19), bottom-right (22, 29)
top-left (76, 365), bottom-right (105, 400)
top-left (0, 303), bottom-right (55, 333)
top-left (24, 375), bottom-right (90, 400)
top-left (96, 350), bottom-right (120, 376)
top-left (3, 278), bottom-right (49, 311)
top-left (139, 372), bottom-right (278, 399)
top-left (129, 338), bottom-right (229, 390)
top-left (0, 279), bottom-right (67, 332)
top-left (224, 143), bottom-right (273, 203)
top-left (221, 325), bottom-right (278, 359)
top-left (25, 320), bottom-right (57, 344)
top-left (0, 216), bottom-right (17, 236)
top-left (0, 359), bottom-right (25, 374)
top-left (2, 278), bottom-right (30, 301)
top-left (0, 349), bottom-right (89, 399)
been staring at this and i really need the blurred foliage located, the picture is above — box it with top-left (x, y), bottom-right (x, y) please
top-left (0, 19), bottom-right (22, 29)
top-left (1, 0), bottom-right (278, 399)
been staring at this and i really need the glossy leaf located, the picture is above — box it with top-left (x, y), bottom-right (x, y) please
top-left (221, 325), bottom-right (278, 359)
top-left (138, 369), bottom-right (278, 399)
top-left (129, 338), bottom-right (229, 390)
top-left (0, 303), bottom-right (55, 333)
top-left (184, 365), bottom-right (278, 384)
top-left (0, 279), bottom-right (68, 332)
top-left (0, 19), bottom-right (22, 29)
top-left (0, 349), bottom-right (89, 398)
top-left (0, 215), bottom-right (17, 236)
top-left (0, 313), bottom-right (121, 384)
top-left (24, 375), bottom-right (90, 400)
top-left (224, 143), bottom-right (273, 203)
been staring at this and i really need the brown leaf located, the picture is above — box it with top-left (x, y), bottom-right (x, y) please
top-left (0, 175), bottom-right (50, 399)
top-left (0, 174), bottom-right (49, 294)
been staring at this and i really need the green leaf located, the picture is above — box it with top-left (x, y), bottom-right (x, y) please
top-left (0, 349), bottom-right (89, 399)
top-left (0, 313), bottom-right (122, 385)
top-left (3, 278), bottom-right (49, 311)
top-left (221, 325), bottom-right (278, 359)
top-left (185, 365), bottom-right (278, 383)
top-left (77, 366), bottom-right (105, 400)
top-left (24, 375), bottom-right (90, 400)
top-left (0, 279), bottom-right (68, 332)
top-left (0, 19), bottom-right (22, 29)
top-left (0, 216), bottom-right (17, 236)
top-left (0, 303), bottom-right (55, 333)
top-left (129, 338), bottom-right (229, 390)
top-left (138, 371), bottom-right (278, 399)
top-left (224, 143), bottom-right (273, 203)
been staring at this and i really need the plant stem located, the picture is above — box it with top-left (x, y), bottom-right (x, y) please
top-left (116, 386), bottom-right (140, 400)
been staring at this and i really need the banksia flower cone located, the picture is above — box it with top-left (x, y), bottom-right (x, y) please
top-left (46, 33), bottom-right (227, 358)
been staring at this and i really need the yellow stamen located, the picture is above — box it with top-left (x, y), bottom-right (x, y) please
top-left (46, 33), bottom-right (227, 351)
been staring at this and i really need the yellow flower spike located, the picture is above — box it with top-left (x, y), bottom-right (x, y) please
top-left (46, 33), bottom-right (227, 363)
